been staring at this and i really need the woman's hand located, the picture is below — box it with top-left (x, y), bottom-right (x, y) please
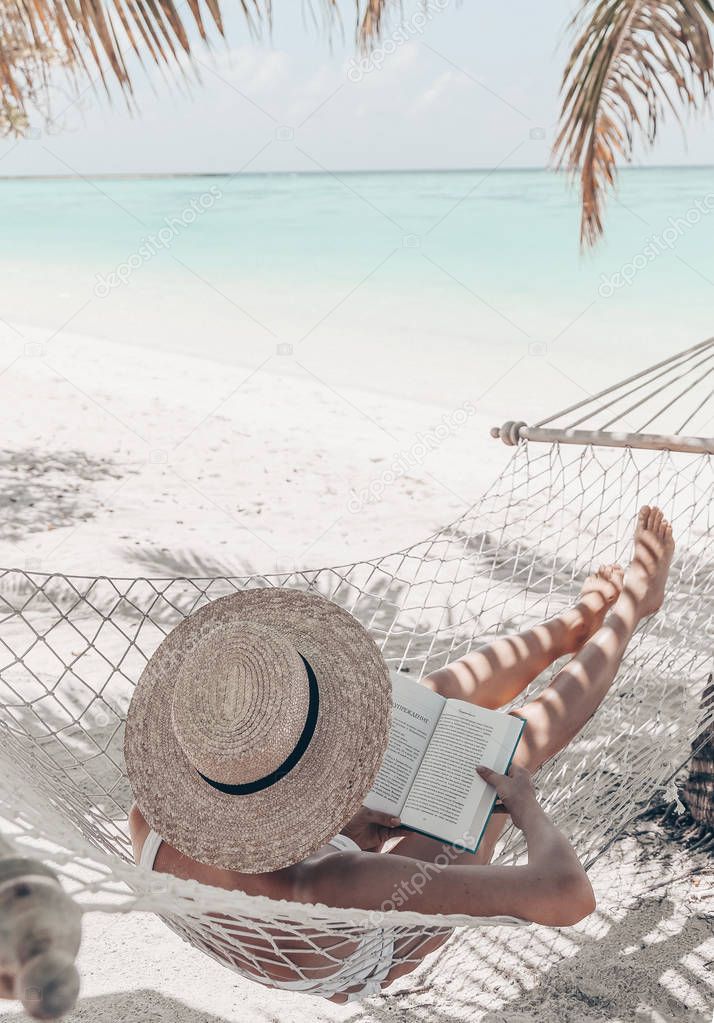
top-left (476, 763), bottom-right (542, 831)
top-left (477, 762), bottom-right (595, 924)
top-left (340, 807), bottom-right (407, 852)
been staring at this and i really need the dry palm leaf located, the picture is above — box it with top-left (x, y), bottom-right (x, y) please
top-left (0, 0), bottom-right (393, 135)
top-left (554, 0), bottom-right (714, 248)
top-left (357, 0), bottom-right (392, 49)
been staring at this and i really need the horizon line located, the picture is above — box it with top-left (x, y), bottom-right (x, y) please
top-left (0, 162), bottom-right (712, 182)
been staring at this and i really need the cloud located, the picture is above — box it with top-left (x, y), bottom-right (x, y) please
top-left (410, 70), bottom-right (464, 114)
top-left (383, 40), bottom-right (421, 74)
top-left (203, 45), bottom-right (348, 128)
top-left (301, 66), bottom-right (340, 99)
top-left (212, 46), bottom-right (291, 94)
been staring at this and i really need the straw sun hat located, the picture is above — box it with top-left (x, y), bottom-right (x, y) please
top-left (124, 588), bottom-right (392, 873)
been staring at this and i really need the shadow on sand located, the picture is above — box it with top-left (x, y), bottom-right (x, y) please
top-left (0, 447), bottom-right (123, 542)
top-left (362, 895), bottom-right (713, 1023)
top-left (0, 895), bottom-right (711, 1023)
top-left (0, 991), bottom-right (236, 1023)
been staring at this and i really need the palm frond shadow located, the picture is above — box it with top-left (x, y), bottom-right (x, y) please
top-left (114, 543), bottom-right (484, 671)
top-left (362, 896), bottom-right (713, 1023)
top-left (124, 547), bottom-right (257, 580)
top-left (0, 448), bottom-right (124, 542)
top-left (447, 525), bottom-right (590, 592)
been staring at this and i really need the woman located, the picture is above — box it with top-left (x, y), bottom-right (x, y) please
top-left (126, 506), bottom-right (674, 1002)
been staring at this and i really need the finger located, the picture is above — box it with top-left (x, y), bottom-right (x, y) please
top-left (369, 810), bottom-right (401, 828)
top-left (378, 825), bottom-right (409, 843)
top-left (477, 765), bottom-right (503, 785)
top-left (389, 826), bottom-right (411, 838)
top-left (492, 800), bottom-right (510, 814)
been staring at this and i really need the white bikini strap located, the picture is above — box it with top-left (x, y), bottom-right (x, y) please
top-left (139, 828), bottom-right (163, 870)
top-left (328, 833), bottom-right (361, 853)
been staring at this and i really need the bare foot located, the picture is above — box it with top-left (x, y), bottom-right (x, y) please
top-left (622, 505), bottom-right (675, 618)
top-left (560, 564), bottom-right (624, 653)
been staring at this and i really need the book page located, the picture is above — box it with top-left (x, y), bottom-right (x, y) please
top-left (363, 671), bottom-right (445, 817)
top-left (402, 700), bottom-right (523, 849)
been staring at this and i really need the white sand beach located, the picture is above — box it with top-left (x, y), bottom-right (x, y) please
top-left (0, 318), bottom-right (711, 1023)
top-left (2, 0), bottom-right (714, 1001)
top-left (0, 320), bottom-right (513, 576)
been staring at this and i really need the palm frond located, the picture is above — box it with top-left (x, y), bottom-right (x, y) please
top-left (553, 0), bottom-right (714, 248)
top-left (0, 0), bottom-right (399, 135)
top-left (0, 0), bottom-right (216, 133)
top-left (357, 0), bottom-right (392, 49)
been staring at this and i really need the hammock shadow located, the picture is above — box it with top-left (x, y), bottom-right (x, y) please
top-left (0, 898), bottom-right (706, 1023)
top-left (361, 895), bottom-right (713, 1023)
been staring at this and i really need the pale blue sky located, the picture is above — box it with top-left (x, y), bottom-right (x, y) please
top-left (1, 0), bottom-right (712, 176)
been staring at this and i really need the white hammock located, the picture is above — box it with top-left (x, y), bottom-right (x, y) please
top-left (0, 338), bottom-right (712, 997)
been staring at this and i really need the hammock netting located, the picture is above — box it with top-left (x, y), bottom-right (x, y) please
top-left (0, 339), bottom-right (712, 994)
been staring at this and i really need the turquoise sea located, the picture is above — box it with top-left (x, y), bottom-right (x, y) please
top-left (0, 166), bottom-right (712, 408)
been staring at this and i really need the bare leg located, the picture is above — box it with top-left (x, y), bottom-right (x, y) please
top-left (391, 565), bottom-right (622, 869)
top-left (423, 565), bottom-right (623, 709)
top-left (376, 508), bottom-right (675, 994)
top-left (511, 506), bottom-right (674, 771)
top-left (392, 507), bottom-right (674, 865)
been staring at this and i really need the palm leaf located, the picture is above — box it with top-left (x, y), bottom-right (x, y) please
top-left (553, 0), bottom-right (714, 248)
top-left (0, 0), bottom-right (394, 134)
top-left (357, 0), bottom-right (391, 49)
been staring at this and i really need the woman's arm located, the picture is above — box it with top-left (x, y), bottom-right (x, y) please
top-left (296, 766), bottom-right (595, 927)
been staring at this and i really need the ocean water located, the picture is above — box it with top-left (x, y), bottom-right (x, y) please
top-left (0, 166), bottom-right (712, 410)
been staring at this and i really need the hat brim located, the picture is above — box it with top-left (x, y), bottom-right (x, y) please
top-left (124, 588), bottom-right (392, 872)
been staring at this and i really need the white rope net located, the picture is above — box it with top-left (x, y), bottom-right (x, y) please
top-left (532, 337), bottom-right (714, 437)
top-left (0, 342), bottom-right (712, 996)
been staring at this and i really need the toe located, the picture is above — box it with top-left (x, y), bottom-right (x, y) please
top-left (638, 506), bottom-right (650, 529)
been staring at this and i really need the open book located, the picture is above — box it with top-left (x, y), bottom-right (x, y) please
top-left (364, 670), bottom-right (525, 853)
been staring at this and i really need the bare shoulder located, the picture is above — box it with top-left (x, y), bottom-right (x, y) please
top-left (128, 802), bottom-right (147, 835)
top-left (292, 848), bottom-right (387, 908)
top-left (126, 803), bottom-right (305, 899)
top-left (128, 803), bottom-right (150, 858)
